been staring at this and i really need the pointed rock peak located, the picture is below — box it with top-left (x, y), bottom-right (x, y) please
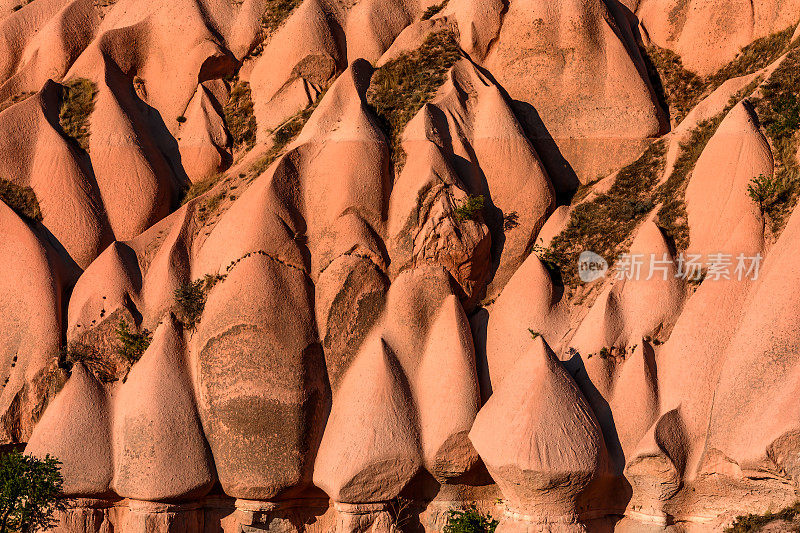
top-left (25, 362), bottom-right (112, 497)
top-left (630, 218), bottom-right (673, 259)
top-left (469, 336), bottom-right (604, 518)
top-left (313, 333), bottom-right (421, 503)
top-left (121, 314), bottom-right (183, 385)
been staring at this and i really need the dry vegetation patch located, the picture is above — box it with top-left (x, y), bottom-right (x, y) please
top-left (0, 179), bottom-right (41, 221)
top-left (644, 26), bottom-right (795, 126)
top-left (549, 141), bottom-right (666, 287)
top-left (249, 0), bottom-right (303, 57)
top-left (421, 0), bottom-right (448, 20)
top-left (0, 92), bottom-right (35, 114)
top-left (725, 502), bottom-right (800, 532)
top-left (59, 78), bottom-right (98, 152)
top-left (223, 80), bottom-right (257, 152)
top-left (750, 47), bottom-right (800, 234)
top-left (367, 30), bottom-right (461, 170)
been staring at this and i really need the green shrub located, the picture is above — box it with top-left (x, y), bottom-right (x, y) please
top-left (532, 242), bottom-right (563, 276)
top-left (453, 194), bottom-right (484, 222)
top-left (0, 451), bottom-right (64, 533)
top-left (174, 274), bottom-right (224, 330)
top-left (181, 173), bottom-right (223, 206)
top-left (176, 115), bottom-right (187, 123)
top-left (0, 178), bottom-right (41, 221)
top-left (367, 30), bottom-right (461, 169)
top-left (59, 78), bottom-right (97, 152)
top-left (223, 80), bottom-right (257, 151)
top-left (528, 329), bottom-right (540, 340)
top-left (748, 173), bottom-right (789, 214)
top-left (725, 502), bottom-right (800, 532)
top-left (115, 320), bottom-right (151, 364)
top-left (421, 0), bottom-right (448, 20)
top-left (502, 211), bottom-right (519, 231)
top-left (443, 506), bottom-right (497, 533)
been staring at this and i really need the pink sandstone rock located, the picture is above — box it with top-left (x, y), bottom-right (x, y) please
top-left (112, 316), bottom-right (215, 502)
top-left (313, 334), bottom-right (421, 503)
top-left (685, 102), bottom-right (770, 257)
top-left (0, 201), bottom-right (70, 442)
top-left (193, 254), bottom-right (328, 500)
top-left (637, 0), bottom-right (800, 75)
top-left (26, 364), bottom-right (113, 496)
top-left (470, 338), bottom-right (605, 529)
top-left (414, 295), bottom-right (480, 481)
top-left (483, 0), bottom-right (664, 183)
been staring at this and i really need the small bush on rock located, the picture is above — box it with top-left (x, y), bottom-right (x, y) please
top-left (174, 274), bottom-right (224, 330)
top-left (443, 506), bottom-right (497, 533)
top-left (748, 173), bottom-right (789, 215)
top-left (421, 0), bottom-right (448, 20)
top-left (725, 502), bottom-right (800, 532)
top-left (453, 195), bottom-right (484, 222)
top-left (115, 321), bottom-right (151, 364)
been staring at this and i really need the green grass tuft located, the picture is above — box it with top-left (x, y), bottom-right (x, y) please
top-left (223, 80), bottom-right (257, 151)
top-left (367, 30), bottom-right (461, 170)
top-left (174, 274), bottom-right (224, 331)
top-left (0, 178), bottom-right (42, 221)
top-left (59, 78), bottom-right (97, 152)
top-left (443, 506), bottom-right (497, 533)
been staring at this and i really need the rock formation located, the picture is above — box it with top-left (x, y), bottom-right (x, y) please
top-left (0, 0), bottom-right (798, 531)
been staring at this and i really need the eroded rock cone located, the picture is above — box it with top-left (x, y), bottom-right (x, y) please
top-left (470, 338), bottom-right (605, 531)
top-left (313, 333), bottom-right (421, 503)
top-left (26, 363), bottom-right (113, 497)
top-left (112, 315), bottom-right (215, 502)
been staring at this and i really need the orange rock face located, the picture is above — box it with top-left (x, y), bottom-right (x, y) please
top-left (3, 1), bottom-right (800, 531)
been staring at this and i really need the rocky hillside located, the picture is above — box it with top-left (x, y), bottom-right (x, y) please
top-left (1, 0), bottom-right (800, 531)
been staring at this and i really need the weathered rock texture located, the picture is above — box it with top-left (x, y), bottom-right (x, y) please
top-left (1, 0), bottom-right (799, 531)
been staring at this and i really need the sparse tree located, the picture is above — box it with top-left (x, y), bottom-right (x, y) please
top-left (0, 452), bottom-right (64, 533)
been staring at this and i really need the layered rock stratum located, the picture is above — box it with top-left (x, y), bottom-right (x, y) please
top-left (1, 0), bottom-right (800, 531)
